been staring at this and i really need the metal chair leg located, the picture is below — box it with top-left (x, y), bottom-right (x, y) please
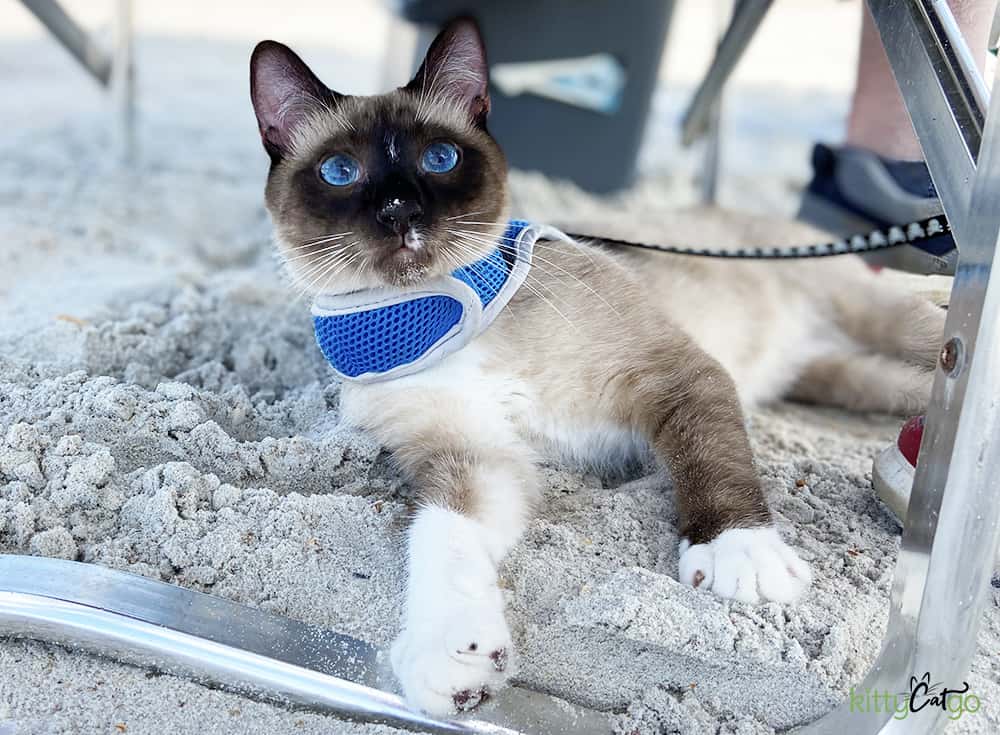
top-left (680, 0), bottom-right (774, 146)
top-left (110, 0), bottom-right (135, 164)
top-left (991, 0), bottom-right (1000, 56)
top-left (20, 0), bottom-right (112, 86)
top-left (20, 0), bottom-right (135, 165)
top-left (0, 556), bottom-right (610, 735)
top-left (698, 0), bottom-right (734, 205)
top-left (798, 2), bottom-right (1000, 732)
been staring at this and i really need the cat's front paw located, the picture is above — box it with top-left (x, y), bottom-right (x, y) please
top-left (391, 600), bottom-right (514, 715)
top-left (678, 526), bottom-right (811, 604)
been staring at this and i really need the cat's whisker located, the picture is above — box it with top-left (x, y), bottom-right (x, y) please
top-left (533, 241), bottom-right (596, 262)
top-left (295, 231), bottom-right (354, 248)
top-left (449, 227), bottom-right (596, 259)
top-left (512, 275), bottom-right (579, 332)
top-left (290, 261), bottom-right (348, 304)
top-left (280, 240), bottom-right (356, 263)
top-left (317, 100), bottom-right (356, 134)
top-left (444, 228), bottom-right (529, 248)
top-left (298, 230), bottom-right (353, 242)
top-left (444, 227), bottom-right (594, 260)
top-left (318, 243), bottom-right (364, 285)
top-left (448, 230), bottom-right (620, 318)
top-left (445, 238), bottom-right (579, 331)
top-left (446, 221), bottom-right (591, 248)
top-left (287, 245), bottom-right (352, 286)
top-left (447, 234), bottom-right (564, 282)
top-left (450, 228), bottom-right (585, 262)
top-left (491, 238), bottom-right (596, 261)
top-left (446, 226), bottom-right (555, 245)
top-left (449, 239), bottom-right (571, 290)
top-left (459, 252), bottom-right (523, 325)
top-left (289, 238), bottom-right (352, 257)
top-left (317, 250), bottom-right (364, 295)
top-left (284, 260), bottom-right (334, 297)
top-left (287, 261), bottom-right (341, 304)
top-left (445, 210), bottom-right (487, 221)
top-left (287, 242), bottom-right (361, 301)
top-left (449, 248), bottom-right (505, 301)
top-left (287, 238), bottom-right (354, 254)
top-left (452, 245), bottom-right (594, 332)
top-left (283, 239), bottom-right (355, 268)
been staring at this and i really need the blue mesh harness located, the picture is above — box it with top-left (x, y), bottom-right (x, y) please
top-left (311, 221), bottom-right (569, 383)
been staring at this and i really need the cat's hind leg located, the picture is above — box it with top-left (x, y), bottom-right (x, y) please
top-left (789, 352), bottom-right (933, 414)
top-left (786, 268), bottom-right (944, 414)
top-left (832, 276), bottom-right (946, 369)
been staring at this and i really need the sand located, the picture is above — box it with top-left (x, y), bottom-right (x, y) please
top-left (2, 2), bottom-right (999, 734)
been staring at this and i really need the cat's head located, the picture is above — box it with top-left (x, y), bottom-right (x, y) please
top-left (250, 18), bottom-right (508, 294)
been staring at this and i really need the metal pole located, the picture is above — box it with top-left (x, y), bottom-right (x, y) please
top-left (0, 556), bottom-right (610, 735)
top-left (698, 0), bottom-right (732, 204)
top-left (20, 0), bottom-right (112, 86)
top-left (110, 0), bottom-right (135, 165)
top-left (799, 1), bottom-right (1000, 731)
top-left (680, 0), bottom-right (774, 146)
top-left (990, 0), bottom-right (1000, 56)
top-left (0, 592), bottom-right (490, 735)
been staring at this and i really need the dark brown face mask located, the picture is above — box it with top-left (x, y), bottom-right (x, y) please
top-left (249, 18), bottom-right (510, 292)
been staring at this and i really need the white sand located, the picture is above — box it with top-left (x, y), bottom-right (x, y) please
top-left (2, 2), bottom-right (998, 733)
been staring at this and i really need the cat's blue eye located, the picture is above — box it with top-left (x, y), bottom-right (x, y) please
top-left (319, 154), bottom-right (361, 187)
top-left (420, 142), bottom-right (460, 174)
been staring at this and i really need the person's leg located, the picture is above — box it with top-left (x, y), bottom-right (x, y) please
top-left (846, 0), bottom-right (992, 161)
top-left (798, 0), bottom-right (991, 270)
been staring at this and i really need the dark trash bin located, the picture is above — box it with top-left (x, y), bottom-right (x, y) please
top-left (399, 0), bottom-right (674, 193)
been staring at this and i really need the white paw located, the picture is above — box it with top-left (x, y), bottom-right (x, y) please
top-left (678, 526), bottom-right (811, 604)
top-left (391, 596), bottom-right (514, 716)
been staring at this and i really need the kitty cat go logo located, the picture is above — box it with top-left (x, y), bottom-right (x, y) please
top-left (849, 672), bottom-right (982, 721)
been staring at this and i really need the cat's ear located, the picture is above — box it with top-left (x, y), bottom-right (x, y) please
top-left (406, 17), bottom-right (490, 126)
top-left (250, 41), bottom-right (340, 162)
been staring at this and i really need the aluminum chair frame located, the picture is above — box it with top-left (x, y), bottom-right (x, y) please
top-left (0, 555), bottom-right (610, 735)
top-left (19, 0), bottom-right (134, 162)
top-left (800, 1), bottom-right (1000, 732)
top-left (680, 0), bottom-right (774, 148)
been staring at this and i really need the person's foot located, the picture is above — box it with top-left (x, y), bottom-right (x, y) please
top-left (798, 144), bottom-right (956, 275)
top-left (872, 415), bottom-right (924, 521)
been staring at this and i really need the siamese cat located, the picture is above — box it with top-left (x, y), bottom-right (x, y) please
top-left (250, 19), bottom-right (943, 715)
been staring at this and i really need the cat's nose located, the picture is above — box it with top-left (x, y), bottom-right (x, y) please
top-left (376, 198), bottom-right (423, 235)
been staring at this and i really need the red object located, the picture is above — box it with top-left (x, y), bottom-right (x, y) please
top-left (896, 415), bottom-right (925, 467)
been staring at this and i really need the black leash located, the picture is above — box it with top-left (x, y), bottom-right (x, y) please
top-left (565, 214), bottom-right (951, 260)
